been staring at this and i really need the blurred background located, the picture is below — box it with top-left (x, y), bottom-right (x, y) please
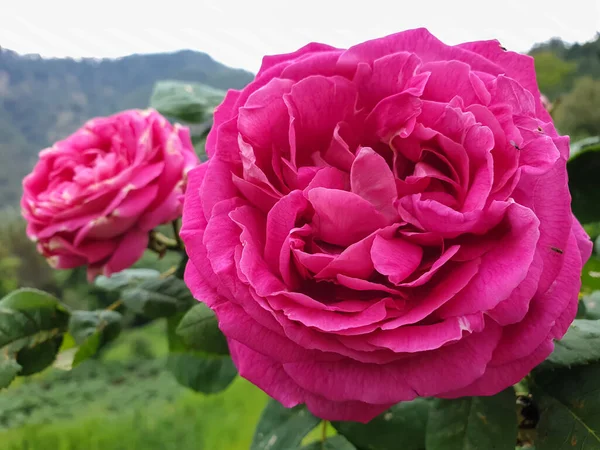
top-left (0, 1), bottom-right (599, 448)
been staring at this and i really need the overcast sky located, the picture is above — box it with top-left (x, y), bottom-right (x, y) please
top-left (1, 0), bottom-right (599, 73)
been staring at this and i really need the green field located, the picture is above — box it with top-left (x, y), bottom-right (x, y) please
top-left (0, 321), bottom-right (269, 450)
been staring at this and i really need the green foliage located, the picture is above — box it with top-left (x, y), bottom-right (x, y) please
top-left (17, 335), bottom-right (64, 375)
top-left (94, 269), bottom-right (161, 292)
top-left (148, 80), bottom-right (220, 162)
top-left (150, 80), bottom-right (226, 124)
top-left (121, 276), bottom-right (194, 319)
top-left (333, 399), bottom-right (430, 450)
top-left (529, 34), bottom-right (600, 140)
top-left (72, 333), bottom-right (101, 367)
top-left (166, 351), bottom-right (237, 394)
top-left (530, 34), bottom-right (600, 81)
top-left (300, 435), bottom-right (357, 449)
top-left (0, 357), bottom-right (268, 450)
top-left (3, 407), bottom-right (208, 450)
top-left (251, 400), bottom-right (322, 450)
top-left (176, 303), bottom-right (229, 355)
top-left (69, 310), bottom-right (123, 345)
top-left (0, 315), bottom-right (269, 448)
top-left (583, 291), bottom-right (600, 320)
top-left (0, 288), bottom-right (70, 385)
top-left (166, 314), bottom-right (237, 394)
top-left (533, 364), bottom-right (600, 450)
top-left (0, 358), bottom-right (183, 430)
top-left (543, 320), bottom-right (600, 368)
top-left (69, 310), bottom-right (123, 366)
top-left (0, 358), bottom-right (21, 389)
top-left (0, 211), bottom-right (60, 297)
top-left (554, 77), bottom-right (600, 140)
top-left (101, 320), bottom-right (168, 361)
top-left (568, 141), bottom-right (600, 225)
top-left (425, 389), bottom-right (517, 450)
top-left (532, 51), bottom-right (577, 100)
top-left (581, 255), bottom-right (600, 294)
top-left (0, 247), bottom-right (19, 298)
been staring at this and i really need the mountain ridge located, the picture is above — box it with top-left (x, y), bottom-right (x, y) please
top-left (0, 47), bottom-right (255, 207)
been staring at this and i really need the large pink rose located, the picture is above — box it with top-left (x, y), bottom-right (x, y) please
top-left (22, 109), bottom-right (198, 279)
top-left (181, 29), bottom-right (592, 422)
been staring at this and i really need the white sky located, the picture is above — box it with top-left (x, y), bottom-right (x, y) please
top-left (1, 0), bottom-right (599, 73)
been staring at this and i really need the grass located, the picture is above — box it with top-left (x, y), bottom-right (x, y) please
top-left (0, 321), bottom-right (269, 450)
top-left (1, 377), bottom-right (268, 450)
top-left (101, 319), bottom-right (169, 361)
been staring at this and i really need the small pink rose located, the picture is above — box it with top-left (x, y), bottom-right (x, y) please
top-left (181, 28), bottom-right (592, 422)
top-left (22, 109), bottom-right (199, 280)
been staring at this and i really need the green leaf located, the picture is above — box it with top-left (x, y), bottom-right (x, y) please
top-left (94, 268), bottom-right (160, 292)
top-left (149, 81), bottom-right (226, 124)
top-left (189, 123), bottom-right (210, 162)
top-left (0, 288), bottom-right (70, 377)
top-left (570, 137), bottom-right (600, 158)
top-left (543, 319), bottom-right (600, 368)
top-left (69, 310), bottom-right (122, 345)
top-left (194, 138), bottom-right (208, 162)
top-left (166, 352), bottom-right (237, 394)
top-left (583, 223), bottom-right (600, 241)
top-left (333, 398), bottom-right (430, 450)
top-left (300, 435), bottom-right (356, 450)
top-left (166, 314), bottom-right (236, 394)
top-left (52, 333), bottom-right (77, 371)
top-left (176, 303), bottom-right (229, 355)
top-left (72, 332), bottom-right (101, 367)
top-left (0, 288), bottom-right (69, 317)
top-left (68, 310), bottom-right (122, 366)
top-left (577, 300), bottom-right (588, 319)
top-left (122, 276), bottom-right (194, 319)
top-left (533, 363), bottom-right (600, 449)
top-left (426, 388), bottom-right (517, 450)
top-left (583, 292), bottom-right (600, 320)
top-left (59, 332), bottom-right (77, 351)
top-left (568, 142), bottom-right (600, 224)
top-left (251, 400), bottom-right (321, 450)
top-left (16, 335), bottom-right (64, 375)
top-left (581, 255), bottom-right (600, 295)
top-left (0, 357), bottom-right (21, 389)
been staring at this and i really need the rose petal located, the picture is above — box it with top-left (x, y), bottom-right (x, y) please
top-left (265, 191), bottom-right (309, 274)
top-left (308, 188), bottom-right (387, 247)
top-left (371, 235), bottom-right (423, 284)
top-left (102, 228), bottom-right (148, 276)
top-left (368, 313), bottom-right (485, 352)
top-left (350, 147), bottom-right (398, 221)
top-left (282, 321), bottom-right (502, 404)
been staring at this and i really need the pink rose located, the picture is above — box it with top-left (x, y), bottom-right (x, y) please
top-left (22, 109), bottom-right (198, 279)
top-left (181, 28), bottom-right (592, 422)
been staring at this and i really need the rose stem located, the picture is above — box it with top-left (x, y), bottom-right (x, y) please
top-left (321, 420), bottom-right (327, 449)
top-left (172, 219), bottom-right (183, 250)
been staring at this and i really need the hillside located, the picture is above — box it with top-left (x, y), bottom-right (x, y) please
top-left (530, 34), bottom-right (600, 100)
top-left (0, 48), bottom-right (254, 207)
top-left (0, 34), bottom-right (599, 208)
